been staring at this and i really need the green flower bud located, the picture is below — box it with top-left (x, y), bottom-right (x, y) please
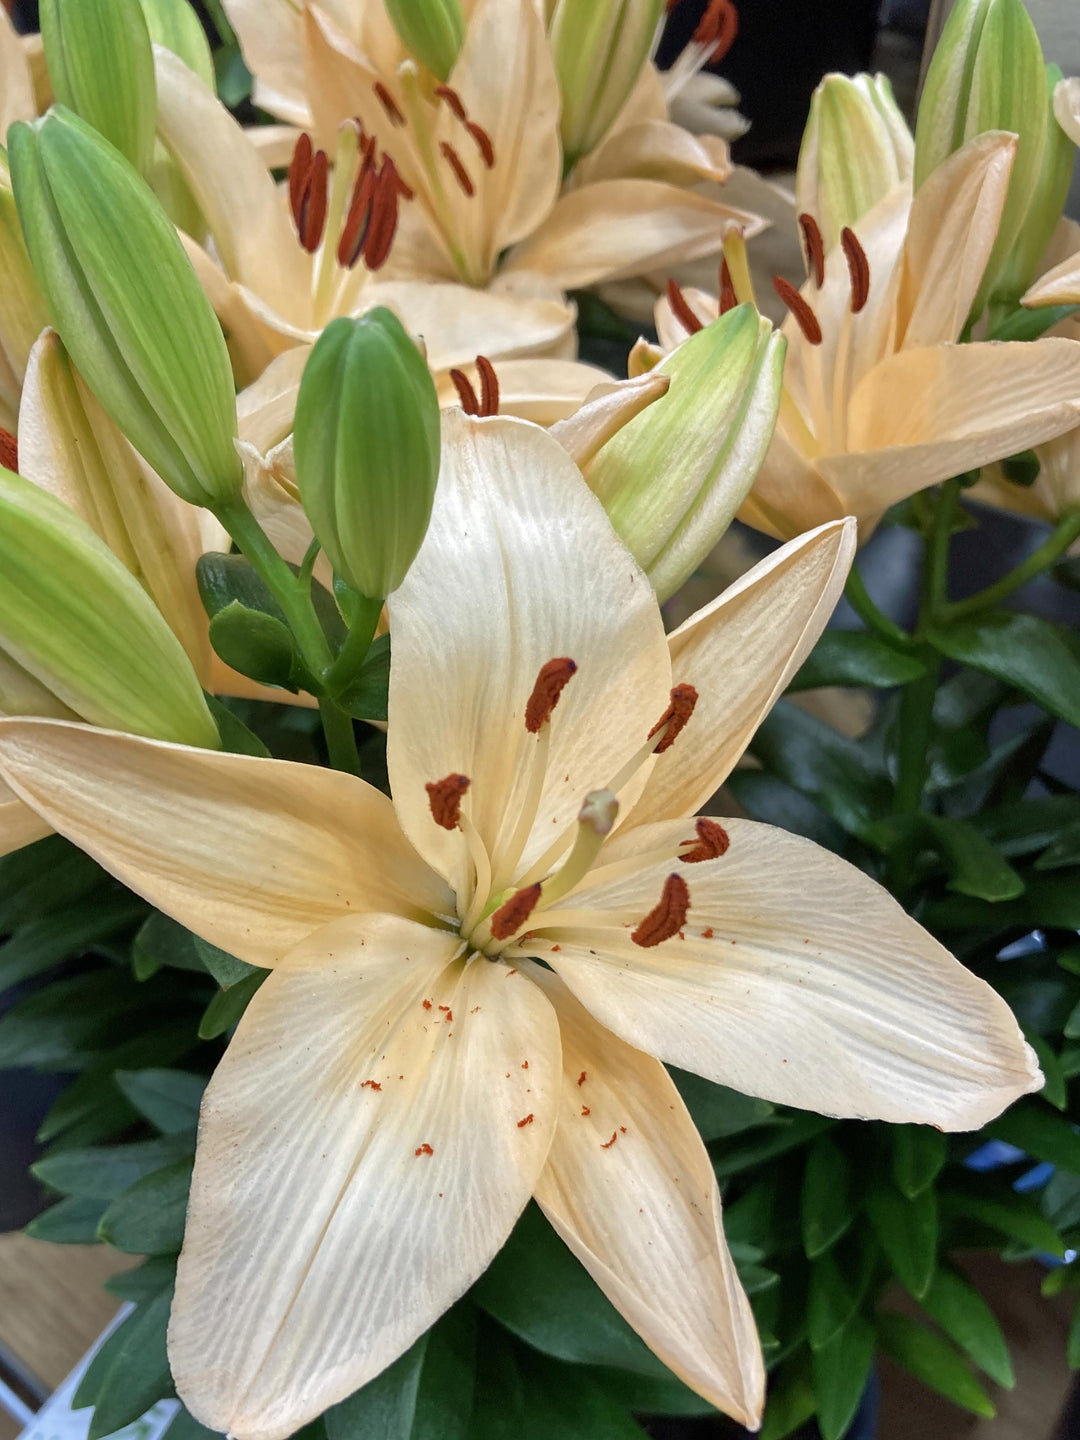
top-left (584, 304), bottom-right (785, 603)
top-left (550, 0), bottom-right (664, 166)
top-left (10, 107), bottom-right (242, 509)
top-left (0, 465), bottom-right (219, 747)
top-left (40, 0), bottom-right (157, 175)
top-left (797, 72), bottom-right (913, 252)
top-left (385, 0), bottom-right (465, 83)
top-left (293, 310), bottom-right (441, 601)
top-left (137, 0), bottom-right (215, 89)
top-left (0, 151), bottom-right (49, 430)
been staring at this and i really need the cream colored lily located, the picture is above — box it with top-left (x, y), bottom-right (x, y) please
top-left (151, 45), bottom-right (577, 386)
top-left (0, 414), bottom-right (1039, 1439)
top-left (0, 10), bottom-right (41, 140)
top-left (645, 132), bottom-right (1080, 540)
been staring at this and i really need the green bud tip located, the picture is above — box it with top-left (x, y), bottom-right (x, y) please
top-left (385, 0), bottom-right (465, 83)
top-left (550, 0), bottom-right (665, 165)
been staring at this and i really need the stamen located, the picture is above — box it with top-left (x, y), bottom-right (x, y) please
top-left (632, 874), bottom-right (691, 948)
top-left (0, 427), bottom-right (17, 472)
top-left (490, 883), bottom-right (542, 941)
top-left (721, 229), bottom-right (756, 307)
top-left (360, 161), bottom-right (407, 272)
top-left (648, 684), bottom-right (699, 754)
top-left (680, 818), bottom-right (730, 863)
top-left (337, 153), bottom-right (377, 270)
top-left (449, 369), bottom-right (481, 415)
top-left (440, 141), bottom-right (475, 197)
top-left (374, 81), bottom-right (405, 126)
top-left (694, 0), bottom-right (739, 60)
top-left (719, 258), bottom-right (738, 315)
top-left (798, 213), bottom-right (826, 289)
top-left (535, 790), bottom-right (619, 910)
top-left (426, 773), bottom-right (470, 830)
top-left (525, 658), bottom-right (578, 733)
top-left (291, 142), bottom-right (329, 253)
top-left (434, 84), bottom-right (467, 122)
top-left (288, 133), bottom-right (313, 223)
top-left (476, 354), bottom-right (499, 417)
top-left (841, 227), bottom-right (870, 313)
top-left (772, 277), bottom-right (823, 346)
top-left (466, 121), bottom-right (495, 169)
top-left (666, 279), bottom-right (704, 335)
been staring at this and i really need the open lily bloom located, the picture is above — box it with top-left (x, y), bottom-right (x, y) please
top-left (644, 133), bottom-right (1080, 540)
top-left (218, 0), bottom-right (760, 300)
top-left (0, 413), bottom-right (1040, 1439)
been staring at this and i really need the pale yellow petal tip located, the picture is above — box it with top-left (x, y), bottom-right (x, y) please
top-left (1022, 257), bottom-right (1080, 309)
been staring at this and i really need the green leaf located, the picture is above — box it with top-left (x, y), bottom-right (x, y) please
top-left (0, 967), bottom-right (158, 1068)
top-left (192, 936), bottom-right (257, 990)
top-left (133, 910), bottom-right (209, 979)
top-left (723, 769), bottom-right (853, 852)
top-left (811, 1311), bottom-right (874, 1440)
top-left (160, 1406), bottom-right (223, 1440)
top-left (808, 1249), bottom-right (862, 1351)
top-left (714, 1113), bottom-right (836, 1180)
top-left (1070, 1298), bottom-right (1080, 1368)
top-left (98, 1158), bottom-right (193, 1254)
top-left (0, 893), bottom-right (145, 991)
top-left (920, 1267), bottom-right (1014, 1388)
top-left (197, 552), bottom-right (286, 623)
top-left (928, 611), bottom-right (1080, 729)
top-left (74, 1287), bottom-right (175, 1438)
top-left (926, 871), bottom-right (1080, 932)
top-left (920, 816), bottom-right (1025, 901)
top-left (205, 694), bottom-right (271, 758)
top-left (586, 1367), bottom-right (716, 1418)
top-left (32, 1132), bottom-right (194, 1199)
top-left (978, 796), bottom-right (1080, 859)
top-left (0, 835), bottom-right (105, 931)
top-left (865, 1183), bottom-right (937, 1298)
top-left (876, 1312), bottom-right (994, 1418)
top-left (114, 1069), bottom-right (206, 1133)
top-left (335, 633), bottom-right (391, 722)
top-left (939, 1184), bottom-right (1065, 1256)
top-left (761, 1366), bottom-right (815, 1440)
top-left (984, 1099), bottom-right (1080, 1173)
top-left (989, 302), bottom-right (1079, 341)
top-left (25, 1194), bottom-right (108, 1243)
top-left (670, 1067), bottom-right (775, 1140)
top-left (891, 1126), bottom-right (948, 1199)
top-left (1024, 1032), bottom-right (1067, 1110)
top-left (801, 1135), bottom-right (855, 1258)
top-left (209, 600), bottom-right (302, 691)
top-left (198, 966), bottom-right (269, 1038)
top-left (1036, 819), bottom-right (1080, 872)
top-left (104, 1256), bottom-right (177, 1303)
top-left (789, 630), bottom-right (926, 691)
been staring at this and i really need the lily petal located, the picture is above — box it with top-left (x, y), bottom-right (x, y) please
top-left (435, 358), bottom-right (612, 424)
top-left (0, 10), bottom-right (35, 139)
top-left (549, 372), bottom-right (671, 469)
top-left (0, 720), bottom-right (452, 966)
top-left (576, 121), bottom-right (733, 189)
top-left (221, 0), bottom-right (312, 128)
top-left (1054, 76), bottom-right (1080, 148)
top-left (0, 781), bottom-right (52, 856)
top-left (626, 520), bottom-right (855, 828)
top-left (521, 819), bottom-right (1041, 1129)
top-left (528, 965), bottom-right (764, 1427)
top-left (171, 915), bottom-right (560, 1440)
top-left (1024, 247), bottom-right (1080, 307)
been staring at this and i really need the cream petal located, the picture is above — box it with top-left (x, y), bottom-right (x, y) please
top-left (387, 413), bottom-right (671, 898)
top-left (221, 0), bottom-right (312, 128)
top-left (0, 720), bottom-right (452, 966)
top-left (1054, 76), bottom-right (1080, 148)
top-left (178, 236), bottom-right (285, 387)
top-left (237, 346), bottom-right (311, 452)
top-left (549, 372), bottom-right (671, 468)
top-left (520, 818), bottom-right (1042, 1129)
top-left (625, 521), bottom-right (855, 828)
top-left (0, 782), bottom-right (52, 856)
top-left (1023, 248), bottom-right (1080, 307)
top-left (0, 10), bottom-right (35, 139)
top-left (435, 358), bottom-right (613, 425)
top-left (245, 123), bottom-right (304, 171)
top-left (654, 285), bottom-right (718, 351)
top-left (528, 966), bottom-right (764, 1426)
top-left (575, 120), bottom-right (733, 189)
top-left (740, 422), bottom-right (849, 541)
top-left (502, 180), bottom-right (762, 292)
top-left (171, 915), bottom-right (560, 1440)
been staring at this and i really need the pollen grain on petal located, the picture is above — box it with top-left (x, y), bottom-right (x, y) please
top-left (666, 279), bottom-right (704, 335)
top-left (449, 368), bottom-right (481, 415)
top-left (772, 276), bottom-right (823, 345)
top-left (475, 354), bottom-right (499, 417)
top-left (374, 81), bottom-right (405, 126)
top-left (525, 657), bottom-right (578, 733)
top-left (517, 1113), bottom-right (535, 1128)
top-left (490, 883), bottom-right (542, 941)
top-left (440, 141), bottom-right (475, 197)
top-left (632, 873), bottom-right (691, 948)
top-left (648, 684), bottom-right (699, 753)
top-left (680, 817), bottom-right (731, 863)
top-left (798, 212), bottom-right (826, 289)
top-left (426, 773), bottom-right (471, 829)
top-left (0, 427), bottom-right (17, 473)
top-left (414, 1143), bottom-right (434, 1156)
top-left (841, 226), bottom-right (871, 313)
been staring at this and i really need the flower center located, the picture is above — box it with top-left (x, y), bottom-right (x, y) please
top-left (771, 214), bottom-right (872, 347)
top-left (449, 356), bottom-right (500, 417)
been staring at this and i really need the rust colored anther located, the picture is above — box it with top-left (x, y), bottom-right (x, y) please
top-left (667, 279), bottom-right (704, 336)
top-left (632, 873), bottom-right (691, 948)
top-left (694, 0), bottom-right (739, 60)
top-left (719, 258), bottom-right (738, 315)
top-left (449, 369), bottom-right (480, 415)
top-left (440, 141), bottom-right (474, 197)
top-left (466, 121), bottom-right (495, 169)
top-left (681, 817), bottom-right (731, 863)
top-left (490, 883), bottom-right (542, 942)
top-left (0, 427), bottom-right (17, 473)
top-left (475, 355), bottom-right (499, 417)
top-left (772, 276), bottom-right (823, 346)
top-left (434, 84), bottom-right (467, 122)
top-left (426, 773), bottom-right (471, 830)
top-left (337, 162), bottom-right (377, 270)
top-left (525, 657), bottom-right (578, 733)
top-left (840, 227), bottom-right (870, 313)
top-left (648, 684), bottom-right (699, 754)
top-left (289, 135), bottom-right (329, 253)
top-left (362, 161), bottom-right (407, 272)
top-left (798, 212), bottom-right (826, 289)
top-left (374, 81), bottom-right (405, 126)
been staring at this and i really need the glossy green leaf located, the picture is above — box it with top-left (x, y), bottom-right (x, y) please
top-left (586, 1367), bottom-right (716, 1418)
top-left (808, 1250), bottom-right (862, 1352)
top-left (335, 633), bottom-right (391, 722)
top-left (811, 1311), bottom-right (874, 1440)
top-left (1024, 1031), bottom-right (1067, 1110)
top-left (32, 1132), bottom-right (193, 1200)
top-left (98, 1158), bottom-right (193, 1254)
top-left (920, 816), bottom-right (1025, 901)
top-left (865, 1183), bottom-right (937, 1298)
top-left (114, 1069), bottom-right (206, 1133)
top-left (876, 1312), bottom-right (994, 1418)
top-left (133, 910), bottom-right (209, 978)
top-left (25, 1194), bottom-right (108, 1243)
top-left (929, 611), bottom-right (1080, 729)
top-left (1036, 819), bottom-right (1080, 872)
top-left (939, 1185), bottom-right (1065, 1256)
top-left (670, 1067), bottom-right (775, 1141)
top-left (193, 935), bottom-right (257, 990)
top-left (104, 1256), bottom-right (177, 1303)
top-left (984, 1099), bottom-right (1080, 1173)
top-left (75, 1287), bottom-right (175, 1439)
top-left (891, 1126), bottom-right (948, 1199)
top-left (198, 966), bottom-right (268, 1039)
top-left (920, 1267), bottom-right (1014, 1387)
top-left (789, 630), bottom-right (926, 691)
top-left (208, 601), bottom-right (301, 691)
top-left (0, 893), bottom-right (145, 992)
top-left (760, 1364), bottom-right (816, 1440)
top-left (1070, 1299), bottom-right (1080, 1369)
top-left (725, 769), bottom-right (853, 853)
top-left (801, 1134), bottom-right (856, 1258)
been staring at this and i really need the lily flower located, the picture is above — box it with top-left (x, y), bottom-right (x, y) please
top-left (647, 133), bottom-right (1080, 539)
top-left (0, 414), bottom-right (1039, 1439)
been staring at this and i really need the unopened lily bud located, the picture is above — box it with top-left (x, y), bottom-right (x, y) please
top-left (10, 108), bottom-right (242, 508)
top-left (293, 309), bottom-right (441, 601)
top-left (138, 0), bottom-right (215, 88)
top-left (40, 0), bottom-right (157, 175)
top-left (0, 465), bottom-right (219, 747)
top-left (584, 304), bottom-right (785, 603)
top-left (385, 0), bottom-right (465, 82)
top-left (0, 153), bottom-right (48, 429)
top-left (550, 0), bottom-right (664, 165)
top-left (797, 72), bottom-right (913, 252)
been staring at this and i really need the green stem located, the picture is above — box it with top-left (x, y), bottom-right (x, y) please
top-left (941, 508), bottom-right (1080, 621)
top-left (318, 698), bottom-right (362, 776)
top-left (326, 594), bottom-right (384, 694)
top-left (844, 565), bottom-right (913, 648)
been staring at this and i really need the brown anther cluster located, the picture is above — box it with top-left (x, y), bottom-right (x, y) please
top-left (719, 257), bottom-right (738, 315)
top-left (841, 227), bottom-right (871, 313)
top-left (680, 817), bottom-right (731, 863)
top-left (648, 684), bottom-right (699, 754)
top-left (0, 426), bottom-right (17, 473)
top-left (337, 133), bottom-right (413, 273)
top-left (772, 276), bottom-right (823, 346)
top-left (632, 874), bottom-right (690, 948)
top-left (666, 279), bottom-right (704, 335)
top-left (425, 773), bottom-right (471, 830)
top-left (490, 883), bottom-right (542, 941)
top-left (525, 657), bottom-right (578, 734)
top-left (434, 84), bottom-right (496, 174)
top-left (693, 0), bottom-right (739, 61)
top-left (288, 134), bottom-right (329, 253)
top-left (798, 213), bottom-right (826, 289)
top-left (449, 355), bottom-right (500, 417)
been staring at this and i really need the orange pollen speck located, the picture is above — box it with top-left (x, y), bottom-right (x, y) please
top-left (525, 657), bottom-right (578, 733)
top-left (601, 1131), bottom-right (619, 1149)
top-left (577, 1071), bottom-right (587, 1086)
top-left (361, 1080), bottom-right (382, 1091)
top-left (632, 874), bottom-right (691, 948)
top-left (449, 368), bottom-right (480, 415)
top-left (798, 213), bottom-right (826, 289)
top-left (426, 773), bottom-right (470, 829)
top-left (415, 1143), bottom-right (434, 1156)
top-left (581, 1105), bottom-right (591, 1116)
top-left (0, 427), bottom-right (17, 473)
top-left (681, 818), bottom-right (731, 863)
top-left (694, 0), bottom-right (739, 60)
top-left (422, 999), bottom-right (433, 1009)
top-left (648, 684), bottom-right (699, 753)
top-left (719, 258), bottom-right (738, 315)
top-left (475, 354), bottom-right (499, 416)
top-left (490, 884), bottom-right (542, 941)
top-left (440, 141), bottom-right (474, 197)
top-left (517, 1114), bottom-right (534, 1128)
top-left (667, 279), bottom-right (704, 335)
top-left (772, 276), bottom-right (823, 346)
top-left (841, 226), bottom-right (871, 313)
top-left (374, 82), bottom-right (405, 125)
